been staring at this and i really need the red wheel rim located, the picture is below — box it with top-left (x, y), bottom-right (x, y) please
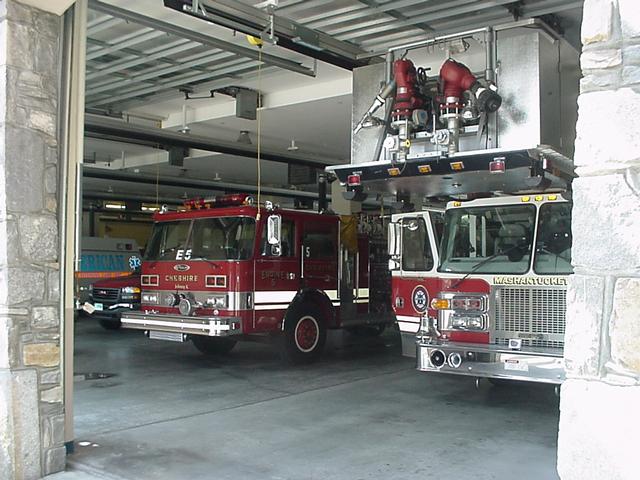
top-left (295, 316), bottom-right (319, 353)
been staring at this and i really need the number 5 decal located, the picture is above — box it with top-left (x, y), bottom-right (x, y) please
top-left (305, 246), bottom-right (311, 258)
top-left (176, 249), bottom-right (192, 260)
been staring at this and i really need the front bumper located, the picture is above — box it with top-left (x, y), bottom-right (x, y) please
top-left (87, 303), bottom-right (138, 320)
top-left (121, 312), bottom-right (242, 337)
top-left (416, 339), bottom-right (565, 384)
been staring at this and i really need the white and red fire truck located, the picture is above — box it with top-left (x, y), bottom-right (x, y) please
top-left (120, 194), bottom-right (391, 364)
top-left (387, 194), bottom-right (571, 384)
top-left (327, 21), bottom-right (578, 384)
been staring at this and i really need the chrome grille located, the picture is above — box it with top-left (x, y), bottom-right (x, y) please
top-left (494, 287), bottom-right (566, 348)
top-left (92, 288), bottom-right (120, 302)
top-left (494, 338), bottom-right (565, 349)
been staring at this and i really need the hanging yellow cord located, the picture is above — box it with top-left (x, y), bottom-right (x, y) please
top-left (256, 46), bottom-right (263, 221)
top-left (155, 145), bottom-right (161, 208)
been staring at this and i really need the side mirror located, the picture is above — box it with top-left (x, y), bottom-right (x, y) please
top-left (267, 215), bottom-right (282, 246)
top-left (387, 222), bottom-right (401, 257)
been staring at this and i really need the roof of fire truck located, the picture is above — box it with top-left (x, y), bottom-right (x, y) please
top-left (326, 145), bottom-right (574, 200)
top-left (151, 194), bottom-right (338, 223)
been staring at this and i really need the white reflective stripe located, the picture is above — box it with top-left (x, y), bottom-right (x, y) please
top-left (325, 289), bottom-right (339, 300)
top-left (122, 318), bottom-right (233, 331)
top-left (356, 288), bottom-right (369, 297)
top-left (331, 302), bottom-right (340, 307)
top-left (396, 315), bottom-right (420, 322)
top-left (254, 304), bottom-right (289, 311)
top-left (354, 299), bottom-right (369, 304)
top-left (397, 320), bottom-right (420, 334)
top-left (254, 291), bottom-right (297, 304)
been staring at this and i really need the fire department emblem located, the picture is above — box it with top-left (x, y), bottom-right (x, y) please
top-left (412, 286), bottom-right (428, 314)
top-left (174, 264), bottom-right (190, 272)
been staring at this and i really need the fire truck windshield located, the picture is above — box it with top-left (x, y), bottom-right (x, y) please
top-left (145, 217), bottom-right (256, 261)
top-left (439, 204), bottom-right (535, 274)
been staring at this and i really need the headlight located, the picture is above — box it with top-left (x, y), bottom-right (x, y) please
top-left (432, 294), bottom-right (486, 312)
top-left (162, 293), bottom-right (178, 307)
top-left (450, 314), bottom-right (485, 330)
top-left (206, 295), bottom-right (227, 308)
top-left (142, 293), bottom-right (158, 304)
top-left (123, 286), bottom-right (141, 294)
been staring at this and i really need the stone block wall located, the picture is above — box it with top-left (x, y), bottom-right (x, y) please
top-left (558, 1), bottom-right (640, 479)
top-left (0, 0), bottom-right (64, 478)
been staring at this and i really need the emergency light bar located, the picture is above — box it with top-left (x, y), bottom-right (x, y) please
top-left (183, 194), bottom-right (255, 210)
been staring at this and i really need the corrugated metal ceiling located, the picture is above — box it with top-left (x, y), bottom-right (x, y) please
top-left (85, 0), bottom-right (582, 111)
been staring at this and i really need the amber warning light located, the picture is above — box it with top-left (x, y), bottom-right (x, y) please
top-left (489, 157), bottom-right (506, 174)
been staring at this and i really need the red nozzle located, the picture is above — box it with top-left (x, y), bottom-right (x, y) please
top-left (439, 59), bottom-right (478, 100)
top-left (392, 59), bottom-right (424, 119)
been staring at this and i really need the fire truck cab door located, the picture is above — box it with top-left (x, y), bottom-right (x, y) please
top-left (254, 217), bottom-right (300, 330)
top-left (301, 220), bottom-right (339, 303)
top-left (399, 209), bottom-right (443, 269)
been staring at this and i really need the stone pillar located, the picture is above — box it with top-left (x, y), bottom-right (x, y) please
top-left (557, 1), bottom-right (640, 479)
top-left (0, 1), bottom-right (65, 478)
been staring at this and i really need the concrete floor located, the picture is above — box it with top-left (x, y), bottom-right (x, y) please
top-left (51, 320), bottom-right (561, 480)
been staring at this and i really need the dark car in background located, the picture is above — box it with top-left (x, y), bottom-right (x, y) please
top-left (87, 274), bottom-right (141, 330)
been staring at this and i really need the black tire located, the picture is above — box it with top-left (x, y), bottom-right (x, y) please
top-left (192, 336), bottom-right (237, 356)
top-left (280, 306), bottom-right (327, 365)
top-left (98, 318), bottom-right (122, 330)
top-left (346, 324), bottom-right (386, 337)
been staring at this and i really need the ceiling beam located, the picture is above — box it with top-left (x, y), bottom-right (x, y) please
top-left (84, 114), bottom-right (337, 169)
top-left (107, 66), bottom-right (279, 112)
top-left (86, 59), bottom-right (263, 108)
top-left (163, 0), bottom-right (367, 70)
top-left (87, 50), bottom-right (236, 96)
top-left (340, 0), bottom-right (519, 43)
top-left (89, 0), bottom-right (315, 77)
top-left (83, 168), bottom-right (321, 200)
top-left (86, 39), bottom-right (196, 82)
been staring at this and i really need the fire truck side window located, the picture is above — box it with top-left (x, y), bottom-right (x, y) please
top-left (261, 219), bottom-right (295, 257)
top-left (534, 203), bottom-right (573, 274)
top-left (302, 227), bottom-right (336, 259)
top-left (401, 218), bottom-right (434, 271)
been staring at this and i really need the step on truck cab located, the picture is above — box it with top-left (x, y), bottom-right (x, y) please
top-left (121, 194), bottom-right (392, 363)
top-left (414, 194), bottom-right (572, 384)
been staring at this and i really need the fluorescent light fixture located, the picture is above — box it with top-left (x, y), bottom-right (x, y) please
top-left (104, 203), bottom-right (126, 210)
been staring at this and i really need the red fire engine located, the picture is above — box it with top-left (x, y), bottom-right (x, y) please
top-left (120, 194), bottom-right (391, 364)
